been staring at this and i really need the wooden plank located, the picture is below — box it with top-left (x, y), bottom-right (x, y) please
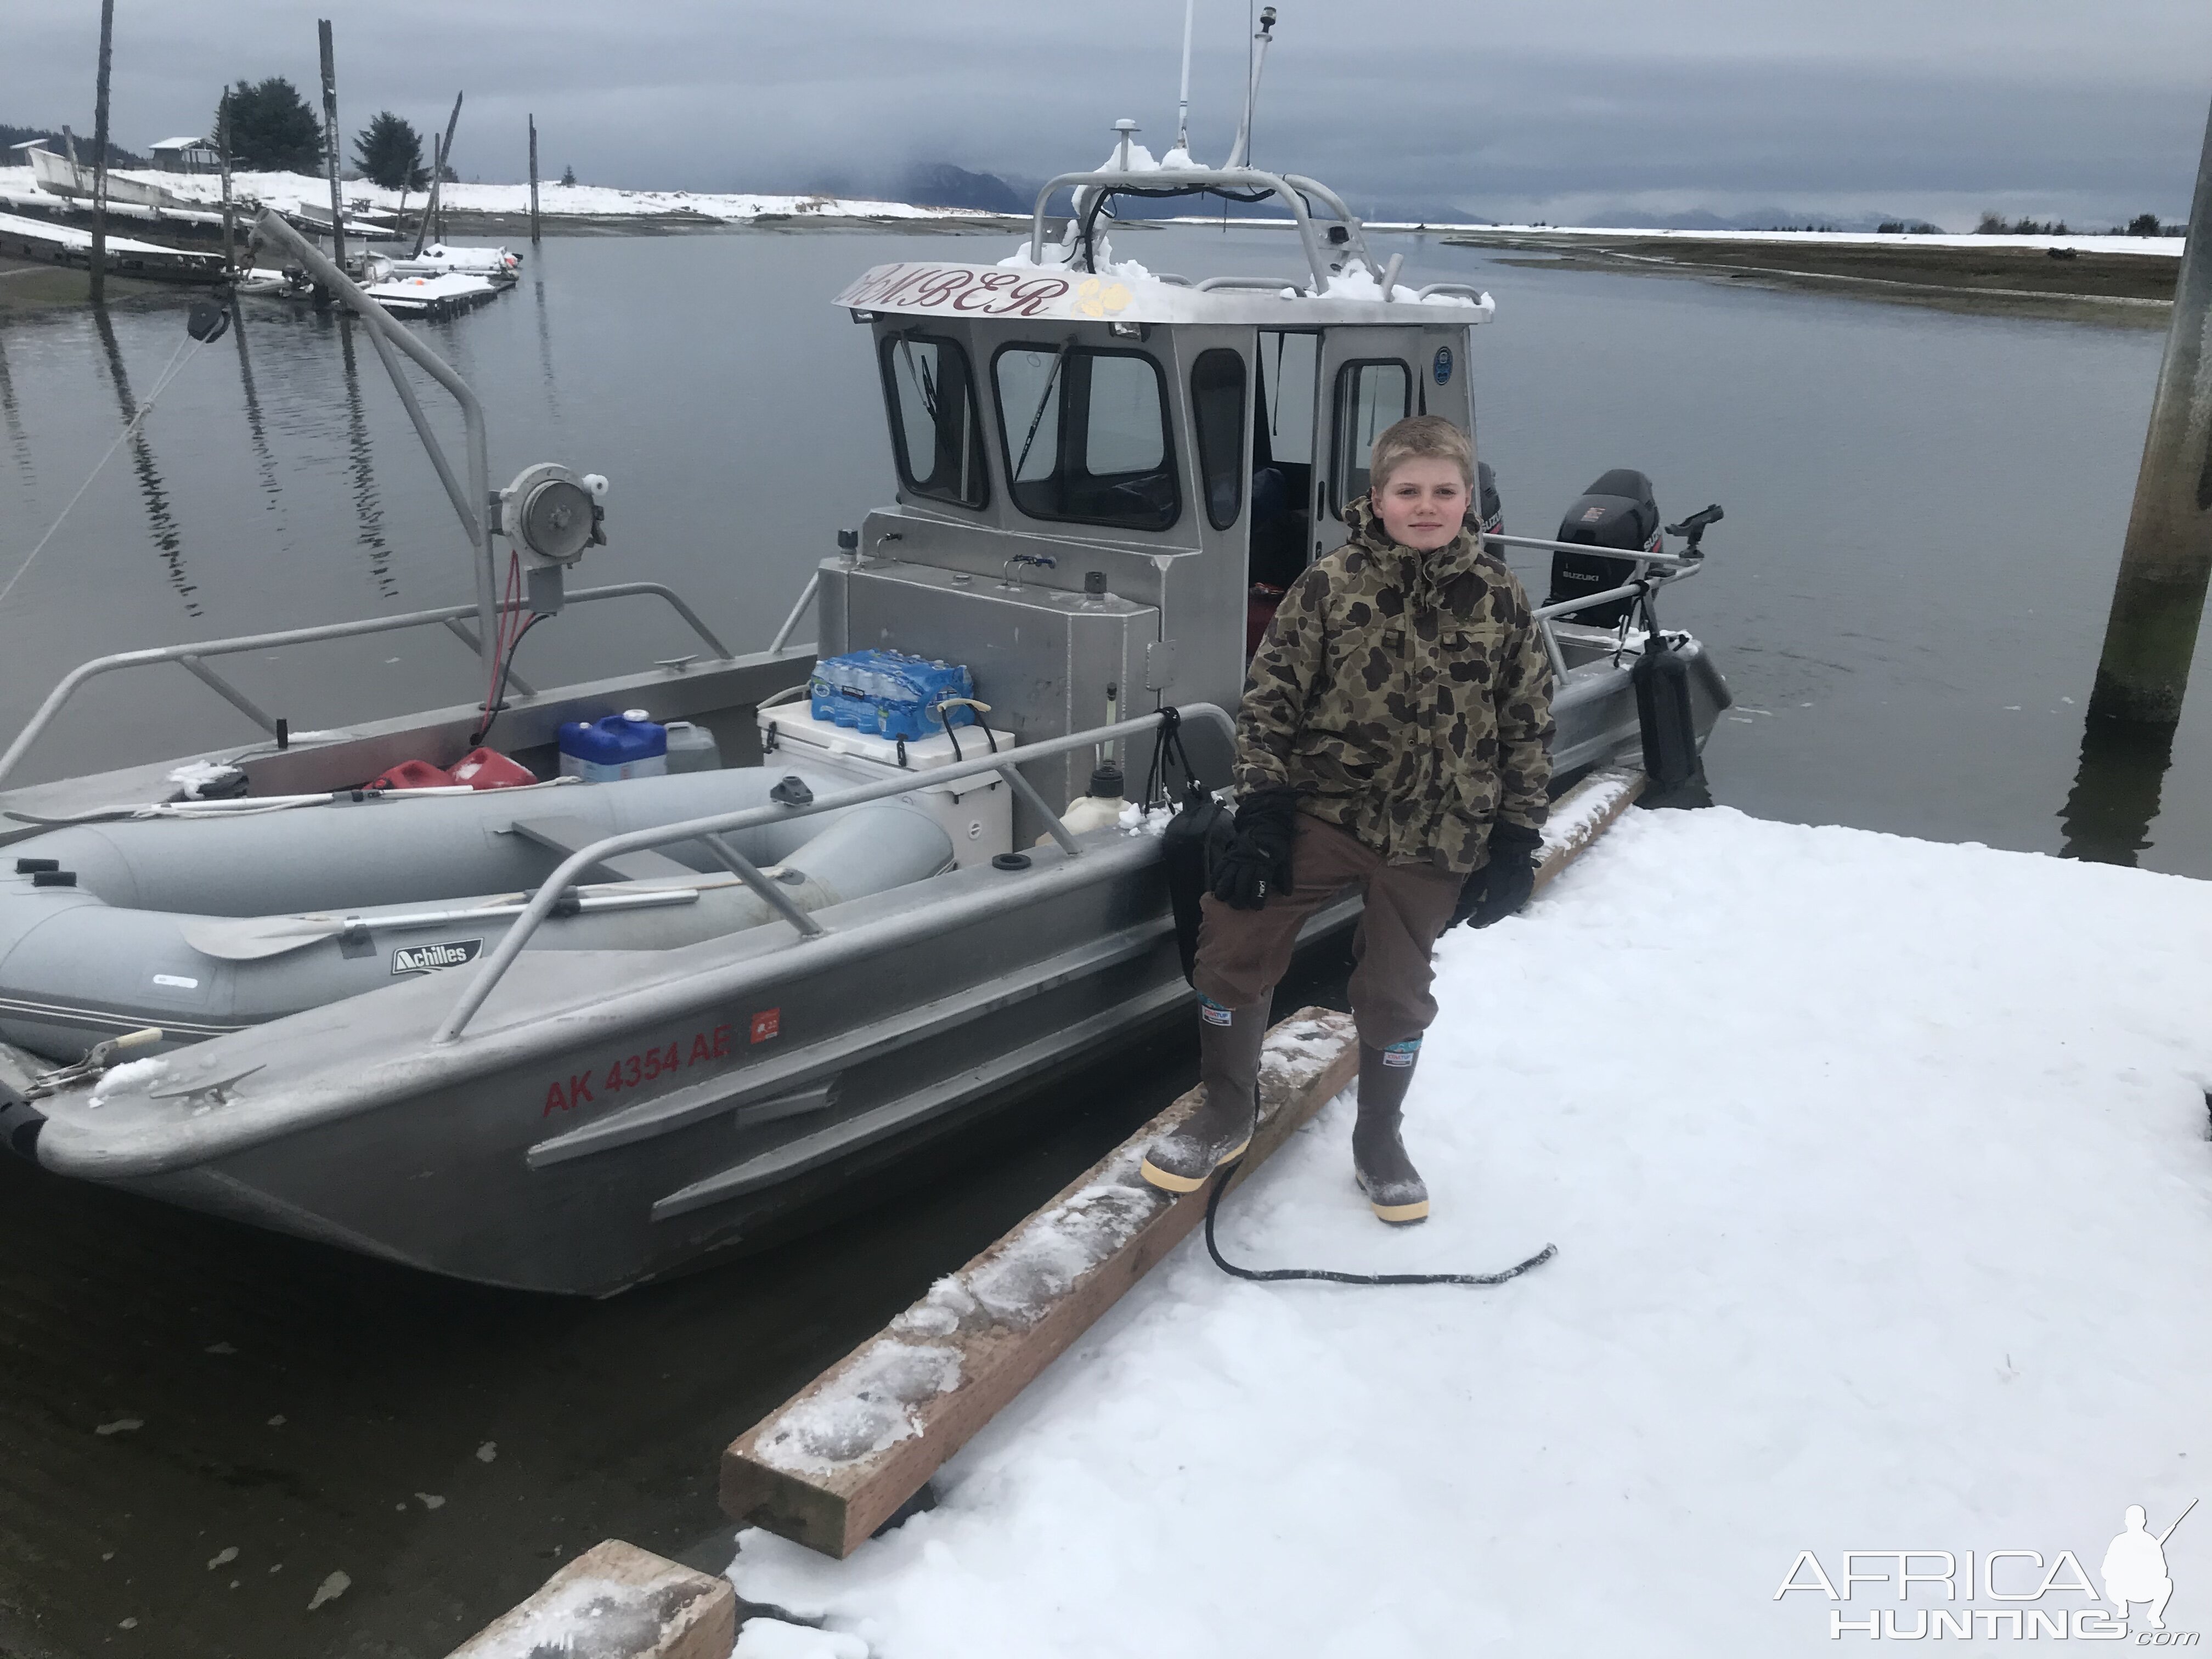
top-left (719, 764), bottom-right (1645, 1558)
top-left (444, 1539), bottom-right (734, 1659)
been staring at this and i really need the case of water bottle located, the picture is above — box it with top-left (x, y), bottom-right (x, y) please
top-left (808, 650), bottom-right (976, 742)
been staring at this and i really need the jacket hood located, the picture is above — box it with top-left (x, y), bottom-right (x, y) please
top-left (1341, 495), bottom-right (1486, 603)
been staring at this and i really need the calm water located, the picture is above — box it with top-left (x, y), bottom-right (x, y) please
top-left (0, 222), bottom-right (2188, 1656)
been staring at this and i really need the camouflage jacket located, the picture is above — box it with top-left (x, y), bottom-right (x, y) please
top-left (1232, 496), bottom-right (1555, 873)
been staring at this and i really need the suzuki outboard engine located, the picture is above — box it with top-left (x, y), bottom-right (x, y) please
top-left (1477, 461), bottom-right (1502, 537)
top-left (1545, 469), bottom-right (1660, 628)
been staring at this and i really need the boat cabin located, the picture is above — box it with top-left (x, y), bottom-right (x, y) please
top-left (820, 157), bottom-right (1494, 812)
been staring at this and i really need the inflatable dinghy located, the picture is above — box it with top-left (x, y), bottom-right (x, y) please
top-left (0, 767), bottom-right (949, 1060)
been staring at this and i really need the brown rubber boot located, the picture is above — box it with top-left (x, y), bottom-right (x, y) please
top-left (1141, 995), bottom-right (1269, 1193)
top-left (1353, 1039), bottom-right (1430, 1224)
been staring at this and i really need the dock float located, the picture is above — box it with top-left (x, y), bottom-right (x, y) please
top-left (0, 210), bottom-right (225, 283)
top-left (719, 763), bottom-right (1646, 1559)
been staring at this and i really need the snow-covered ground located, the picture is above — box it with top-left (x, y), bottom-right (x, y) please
top-left (0, 165), bottom-right (1002, 224)
top-left (729, 807), bottom-right (2212, 1656)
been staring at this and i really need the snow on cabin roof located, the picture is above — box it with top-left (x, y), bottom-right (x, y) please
top-left (836, 260), bottom-right (1494, 329)
top-left (150, 136), bottom-right (214, 151)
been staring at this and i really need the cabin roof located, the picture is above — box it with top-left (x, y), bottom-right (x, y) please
top-left (150, 136), bottom-right (215, 152)
top-left (836, 261), bottom-right (1493, 330)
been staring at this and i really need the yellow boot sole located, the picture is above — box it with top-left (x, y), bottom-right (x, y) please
top-left (1138, 1136), bottom-right (1251, 1194)
top-left (1368, 1194), bottom-right (1430, 1226)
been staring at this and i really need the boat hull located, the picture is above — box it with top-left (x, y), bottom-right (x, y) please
top-left (7, 642), bottom-right (1725, 1296)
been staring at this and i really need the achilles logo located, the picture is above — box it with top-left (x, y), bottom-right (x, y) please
top-left (391, 938), bottom-right (484, 975)
top-left (1778, 1502), bottom-right (2197, 1643)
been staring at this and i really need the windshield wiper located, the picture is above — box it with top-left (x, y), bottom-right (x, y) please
top-left (1013, 340), bottom-right (1073, 481)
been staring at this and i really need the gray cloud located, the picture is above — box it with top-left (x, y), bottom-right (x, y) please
top-left (5, 0), bottom-right (2208, 228)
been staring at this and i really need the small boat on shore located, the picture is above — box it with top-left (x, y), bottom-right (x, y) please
top-left (0, 95), bottom-right (1730, 1294)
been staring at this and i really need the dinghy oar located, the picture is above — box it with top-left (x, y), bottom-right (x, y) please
top-left (178, 885), bottom-right (707, 962)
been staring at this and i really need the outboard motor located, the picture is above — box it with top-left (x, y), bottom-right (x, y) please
top-left (1545, 469), bottom-right (1660, 629)
top-left (1477, 461), bottom-right (1502, 537)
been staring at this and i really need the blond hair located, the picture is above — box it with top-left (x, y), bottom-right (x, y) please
top-left (1369, 415), bottom-right (1474, 493)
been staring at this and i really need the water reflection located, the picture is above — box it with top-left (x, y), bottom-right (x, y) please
top-left (228, 303), bottom-right (287, 518)
top-left (91, 307), bottom-right (200, 618)
top-left (0, 331), bottom-right (30, 478)
top-left (2058, 713), bottom-right (2175, 866)
top-left (334, 317), bottom-right (397, 599)
top-left (532, 267), bottom-right (561, 416)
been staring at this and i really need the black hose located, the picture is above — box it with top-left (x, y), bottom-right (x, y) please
top-left (1202, 1160), bottom-right (1557, 1287)
top-left (470, 611), bottom-right (545, 748)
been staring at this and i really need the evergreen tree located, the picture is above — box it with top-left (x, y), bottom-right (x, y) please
top-left (560, 164), bottom-right (577, 187)
top-left (215, 77), bottom-right (324, 173)
top-left (353, 111), bottom-right (426, 191)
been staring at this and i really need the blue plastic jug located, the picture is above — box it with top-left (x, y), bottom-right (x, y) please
top-left (557, 710), bottom-right (668, 782)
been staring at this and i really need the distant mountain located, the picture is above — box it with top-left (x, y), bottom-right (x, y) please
top-left (895, 162), bottom-right (1026, 215)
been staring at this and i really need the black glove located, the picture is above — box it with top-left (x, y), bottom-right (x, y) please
top-left (1453, 821), bottom-right (1544, 929)
top-left (1210, 786), bottom-right (1300, 910)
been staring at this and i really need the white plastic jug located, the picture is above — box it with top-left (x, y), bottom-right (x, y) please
top-left (663, 721), bottom-right (721, 774)
top-left (1042, 761), bottom-right (1126, 843)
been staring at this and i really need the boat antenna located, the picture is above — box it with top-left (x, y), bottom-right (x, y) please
top-left (1225, 5), bottom-right (1276, 170)
top-left (1175, 0), bottom-right (1195, 155)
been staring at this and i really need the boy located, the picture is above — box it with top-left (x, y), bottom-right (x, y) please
top-left (1141, 415), bottom-right (1555, 1222)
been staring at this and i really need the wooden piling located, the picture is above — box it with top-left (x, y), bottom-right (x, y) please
top-left (2089, 91), bottom-right (2212, 726)
top-left (528, 114), bottom-right (541, 243)
top-left (217, 106), bottom-right (235, 279)
top-left (720, 765), bottom-right (1646, 1559)
top-left (87, 0), bottom-right (115, 306)
top-left (415, 92), bottom-right (464, 258)
top-left (316, 19), bottom-right (347, 272)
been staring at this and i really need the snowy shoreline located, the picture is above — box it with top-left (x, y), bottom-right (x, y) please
top-left (0, 165), bottom-right (1019, 230)
top-left (727, 807), bottom-right (2212, 1657)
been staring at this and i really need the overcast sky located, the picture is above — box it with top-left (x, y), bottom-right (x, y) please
top-left (8, 0), bottom-right (2211, 228)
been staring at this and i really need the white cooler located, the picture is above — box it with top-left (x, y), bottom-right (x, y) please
top-left (758, 705), bottom-right (1020, 869)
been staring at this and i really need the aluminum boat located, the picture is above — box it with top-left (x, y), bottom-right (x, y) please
top-left (0, 123), bottom-right (1730, 1294)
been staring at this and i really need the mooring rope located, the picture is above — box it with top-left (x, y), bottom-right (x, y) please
top-left (0, 330), bottom-right (206, 612)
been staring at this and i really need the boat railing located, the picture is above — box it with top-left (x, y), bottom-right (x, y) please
top-left (1026, 165), bottom-right (1385, 294)
top-left (432, 703), bottom-right (1237, 1044)
top-left (0, 583), bottom-right (743, 793)
top-left (1483, 533), bottom-right (1709, 680)
top-left (253, 210), bottom-right (505, 659)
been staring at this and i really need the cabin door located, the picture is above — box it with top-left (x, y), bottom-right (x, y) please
top-left (1312, 326), bottom-right (1438, 545)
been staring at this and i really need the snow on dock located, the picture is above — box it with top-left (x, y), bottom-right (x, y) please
top-left (360, 270), bottom-right (503, 319)
top-left (0, 210), bottom-right (224, 278)
top-left (728, 807), bottom-right (2212, 1656)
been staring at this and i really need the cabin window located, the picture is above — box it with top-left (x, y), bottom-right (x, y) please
top-left (1332, 359), bottom-right (1412, 510)
top-left (992, 343), bottom-right (1179, 532)
top-left (879, 332), bottom-right (989, 509)
top-left (1190, 349), bottom-right (1247, 532)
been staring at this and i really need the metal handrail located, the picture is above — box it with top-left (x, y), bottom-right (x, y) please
top-left (1416, 282), bottom-right (1493, 307)
top-left (1486, 532), bottom-right (1704, 570)
top-left (431, 703), bottom-right (1235, 1043)
top-left (1530, 563), bottom-right (1706, 679)
top-left (1027, 166), bottom-right (1344, 293)
top-left (0, 582), bottom-right (738, 791)
top-left (1193, 276), bottom-right (1305, 295)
